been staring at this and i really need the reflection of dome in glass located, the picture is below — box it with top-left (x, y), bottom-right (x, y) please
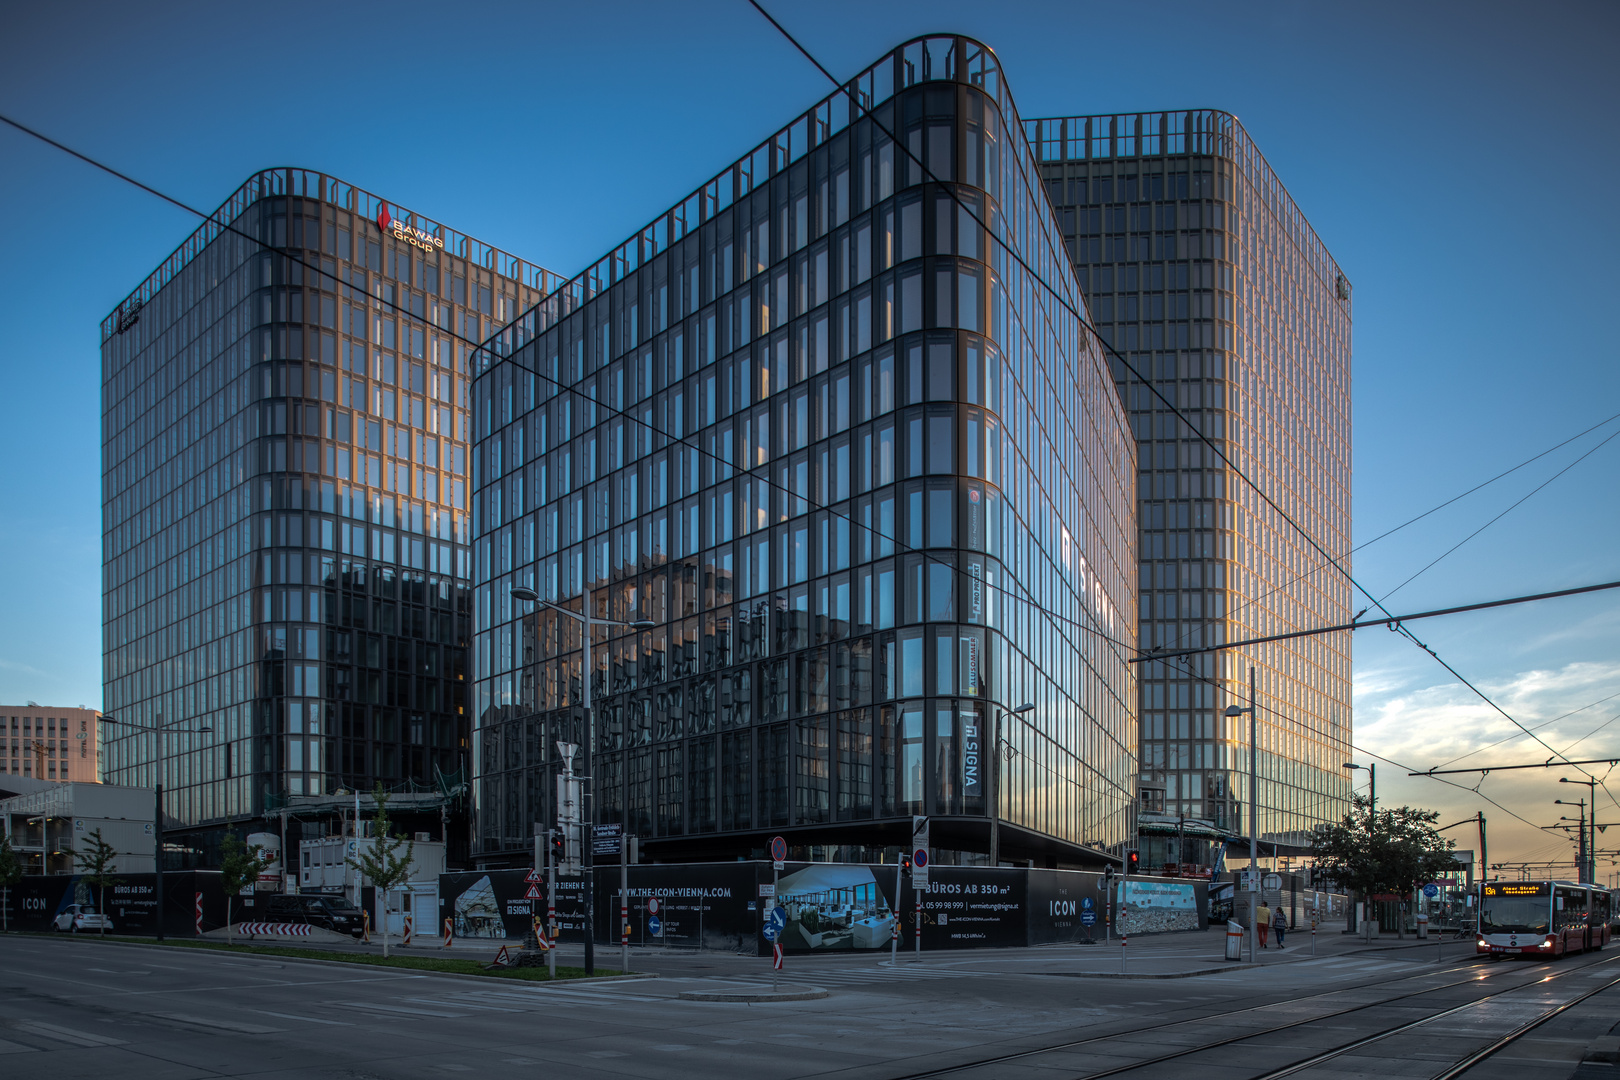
top-left (453, 875), bottom-right (502, 937)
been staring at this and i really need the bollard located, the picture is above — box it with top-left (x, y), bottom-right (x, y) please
top-left (1225, 920), bottom-right (1243, 961)
top-left (403, 914), bottom-right (413, 947)
top-left (443, 916), bottom-right (453, 948)
top-left (1311, 922), bottom-right (1316, 957)
top-left (1121, 933), bottom-right (1128, 973)
top-left (195, 892), bottom-right (203, 936)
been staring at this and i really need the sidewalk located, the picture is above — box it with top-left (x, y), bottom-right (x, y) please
top-left (17, 924), bottom-right (1479, 981)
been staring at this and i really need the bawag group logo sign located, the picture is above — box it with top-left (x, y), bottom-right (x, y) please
top-left (376, 202), bottom-right (444, 252)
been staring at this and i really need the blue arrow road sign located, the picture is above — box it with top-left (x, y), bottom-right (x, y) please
top-left (648, 915), bottom-right (662, 936)
top-left (763, 904), bottom-right (786, 942)
top-left (1081, 910), bottom-right (1097, 926)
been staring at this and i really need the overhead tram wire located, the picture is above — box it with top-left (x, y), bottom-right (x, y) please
top-left (1376, 426), bottom-right (1620, 606)
top-left (740, 5), bottom-right (1398, 631)
top-left (736, 5), bottom-right (1615, 810)
top-left (0, 108), bottom-right (1140, 664)
top-left (1157, 644), bottom-right (1550, 834)
top-left (0, 111), bottom-right (1145, 801)
top-left (1159, 407), bottom-right (1620, 659)
top-left (1430, 688), bottom-right (1620, 770)
top-left (1128, 578), bottom-right (1620, 662)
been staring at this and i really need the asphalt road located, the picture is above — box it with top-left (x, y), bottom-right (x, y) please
top-left (1, 934), bottom-right (1615, 1079)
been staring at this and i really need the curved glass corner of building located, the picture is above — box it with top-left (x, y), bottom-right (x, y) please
top-left (470, 36), bottom-right (1138, 868)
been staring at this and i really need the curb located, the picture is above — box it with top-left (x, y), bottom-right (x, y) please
top-left (1584, 1036), bottom-right (1620, 1064)
top-left (12, 933), bottom-right (655, 988)
top-left (679, 984), bottom-right (829, 1002)
top-left (1047, 964), bottom-right (1260, 979)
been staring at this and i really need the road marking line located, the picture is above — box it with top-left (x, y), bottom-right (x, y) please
top-left (254, 1011), bottom-right (353, 1026)
top-left (0, 1038), bottom-right (40, 1055)
top-left (148, 1013), bottom-right (284, 1034)
top-left (11, 1021), bottom-right (126, 1047)
top-left (404, 997), bottom-right (526, 1013)
top-left (329, 1001), bottom-right (472, 1018)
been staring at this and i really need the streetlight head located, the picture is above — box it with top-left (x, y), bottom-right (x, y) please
top-left (1014, 702), bottom-right (1037, 714)
top-left (510, 586), bottom-right (540, 603)
top-left (628, 619), bottom-right (657, 629)
top-left (1342, 762), bottom-right (1361, 771)
top-left (1223, 705), bottom-right (1244, 717)
top-left (197, 725), bottom-right (213, 733)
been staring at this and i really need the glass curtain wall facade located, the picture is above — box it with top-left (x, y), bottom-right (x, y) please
top-left (1026, 112), bottom-right (1352, 854)
top-left (100, 169), bottom-right (560, 851)
top-left (473, 36), bottom-right (1137, 868)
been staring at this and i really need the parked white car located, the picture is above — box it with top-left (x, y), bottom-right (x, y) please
top-left (53, 904), bottom-right (114, 933)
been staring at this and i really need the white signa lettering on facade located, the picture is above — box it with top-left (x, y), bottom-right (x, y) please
top-left (962, 720), bottom-right (981, 797)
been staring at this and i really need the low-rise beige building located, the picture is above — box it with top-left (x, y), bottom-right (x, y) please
top-left (1, 704), bottom-right (102, 783)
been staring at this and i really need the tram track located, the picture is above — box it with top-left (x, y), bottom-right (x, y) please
top-left (860, 949), bottom-right (1618, 1080)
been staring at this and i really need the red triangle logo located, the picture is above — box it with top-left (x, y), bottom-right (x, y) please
top-left (377, 203), bottom-right (391, 231)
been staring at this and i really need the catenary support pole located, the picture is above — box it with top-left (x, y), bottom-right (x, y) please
top-left (891, 859), bottom-right (901, 966)
top-left (1248, 665), bottom-right (1257, 964)
top-left (620, 833), bottom-right (629, 976)
top-left (582, 588), bottom-right (595, 976)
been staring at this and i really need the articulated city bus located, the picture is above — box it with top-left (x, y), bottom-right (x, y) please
top-left (1477, 880), bottom-right (1605, 959)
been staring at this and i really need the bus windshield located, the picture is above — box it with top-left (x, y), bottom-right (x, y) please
top-left (1480, 895), bottom-right (1550, 934)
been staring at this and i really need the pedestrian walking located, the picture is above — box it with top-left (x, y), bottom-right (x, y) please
top-left (1272, 908), bottom-right (1288, 948)
top-left (1256, 902), bottom-right (1271, 948)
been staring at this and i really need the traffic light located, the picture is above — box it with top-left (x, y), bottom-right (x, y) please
top-left (900, 855), bottom-right (912, 879)
top-left (550, 830), bottom-right (567, 869)
top-left (1124, 849), bottom-right (1141, 875)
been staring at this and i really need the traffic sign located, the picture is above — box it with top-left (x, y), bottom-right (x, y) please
top-left (525, 869), bottom-right (543, 883)
top-left (648, 897), bottom-right (660, 915)
top-left (1081, 909), bottom-right (1097, 926)
top-left (758, 884), bottom-right (776, 898)
top-left (648, 915), bottom-right (662, 936)
top-left (1423, 883), bottom-right (1439, 898)
top-left (770, 835), bottom-right (787, 869)
top-left (525, 884), bottom-right (542, 899)
top-left (1262, 873), bottom-right (1283, 892)
top-left (912, 816), bottom-right (930, 888)
top-left (763, 904), bottom-right (786, 942)
top-left (593, 823), bottom-right (624, 856)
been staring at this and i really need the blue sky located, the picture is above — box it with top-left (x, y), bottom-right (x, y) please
top-left (2, 1), bottom-right (1616, 870)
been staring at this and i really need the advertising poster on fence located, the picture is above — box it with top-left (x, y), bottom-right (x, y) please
top-left (621, 863), bottom-right (756, 953)
top-left (1028, 869), bottom-right (1110, 945)
top-left (915, 867), bottom-right (1027, 949)
top-left (1119, 879), bottom-right (1205, 934)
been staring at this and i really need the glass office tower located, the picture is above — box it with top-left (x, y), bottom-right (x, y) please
top-left (1026, 112), bottom-right (1353, 859)
top-left (473, 36), bottom-right (1138, 869)
top-left (100, 169), bottom-right (560, 857)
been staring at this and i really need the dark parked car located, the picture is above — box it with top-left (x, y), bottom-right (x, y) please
top-left (264, 893), bottom-right (366, 937)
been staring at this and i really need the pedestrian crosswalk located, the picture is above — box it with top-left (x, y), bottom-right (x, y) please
top-left (724, 964), bottom-right (974, 987)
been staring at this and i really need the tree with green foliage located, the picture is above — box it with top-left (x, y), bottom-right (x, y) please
top-left (0, 836), bottom-right (23, 932)
top-left (346, 785), bottom-right (415, 957)
top-left (1311, 796), bottom-right (1459, 939)
top-left (219, 832), bottom-right (266, 946)
top-left (74, 828), bottom-right (121, 937)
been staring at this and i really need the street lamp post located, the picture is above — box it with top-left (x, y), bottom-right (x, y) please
top-left (1222, 665), bottom-right (1257, 963)
top-left (103, 714), bottom-right (211, 940)
top-left (1559, 777), bottom-right (1598, 883)
top-left (1342, 761), bottom-right (1376, 937)
top-left (1343, 761), bottom-right (1375, 812)
top-left (988, 702), bottom-right (1035, 869)
top-left (512, 585), bottom-right (651, 975)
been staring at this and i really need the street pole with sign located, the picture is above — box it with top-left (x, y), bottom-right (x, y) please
top-left (912, 816), bottom-right (929, 960)
top-left (511, 585), bottom-right (653, 977)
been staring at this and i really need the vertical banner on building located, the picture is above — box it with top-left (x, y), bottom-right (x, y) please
top-left (962, 714), bottom-right (983, 798)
